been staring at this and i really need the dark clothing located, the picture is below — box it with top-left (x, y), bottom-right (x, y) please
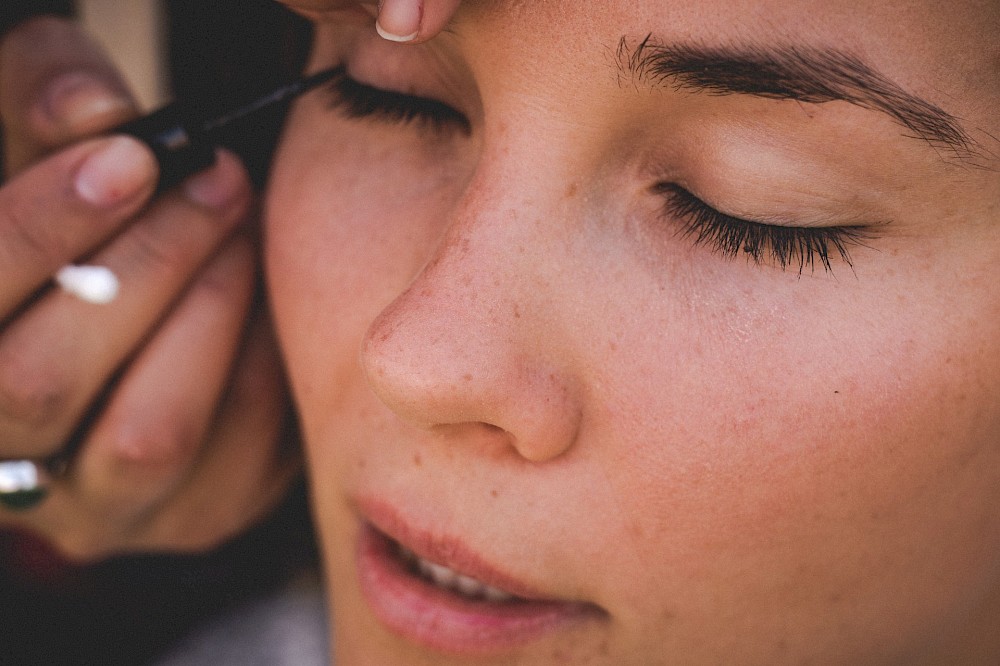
top-left (0, 482), bottom-right (319, 666)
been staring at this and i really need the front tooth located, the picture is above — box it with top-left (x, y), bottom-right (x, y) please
top-left (412, 554), bottom-right (515, 601)
top-left (454, 574), bottom-right (485, 597)
top-left (424, 560), bottom-right (459, 588)
top-left (482, 586), bottom-right (514, 602)
top-left (415, 557), bottom-right (436, 580)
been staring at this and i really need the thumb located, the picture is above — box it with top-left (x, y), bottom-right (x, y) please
top-left (375, 0), bottom-right (463, 43)
top-left (0, 16), bottom-right (136, 176)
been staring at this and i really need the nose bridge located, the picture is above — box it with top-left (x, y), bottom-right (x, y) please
top-left (360, 137), bottom-right (584, 463)
top-left (394, 141), bottom-right (543, 347)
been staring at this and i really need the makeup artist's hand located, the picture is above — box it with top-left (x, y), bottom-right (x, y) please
top-left (0, 17), bottom-right (298, 560)
top-left (278, 0), bottom-right (463, 43)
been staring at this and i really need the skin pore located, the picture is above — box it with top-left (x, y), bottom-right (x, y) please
top-left (265, 1), bottom-right (1000, 664)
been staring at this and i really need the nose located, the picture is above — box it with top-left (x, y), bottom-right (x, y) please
top-left (360, 183), bottom-right (584, 463)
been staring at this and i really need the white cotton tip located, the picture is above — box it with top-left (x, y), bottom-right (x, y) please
top-left (55, 264), bottom-right (119, 304)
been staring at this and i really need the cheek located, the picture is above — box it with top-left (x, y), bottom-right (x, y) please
top-left (264, 106), bottom-right (466, 432)
top-left (587, 263), bottom-right (1000, 633)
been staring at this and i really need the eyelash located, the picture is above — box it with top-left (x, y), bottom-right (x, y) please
top-left (655, 183), bottom-right (870, 274)
top-left (324, 67), bottom-right (868, 275)
top-left (325, 66), bottom-right (471, 134)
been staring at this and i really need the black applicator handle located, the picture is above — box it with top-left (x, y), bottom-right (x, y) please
top-left (114, 103), bottom-right (216, 192)
top-left (112, 67), bottom-right (339, 192)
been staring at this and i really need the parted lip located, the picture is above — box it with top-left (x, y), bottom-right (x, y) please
top-left (356, 495), bottom-right (571, 602)
top-left (353, 494), bottom-right (609, 656)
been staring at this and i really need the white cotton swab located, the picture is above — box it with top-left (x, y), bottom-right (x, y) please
top-left (55, 264), bottom-right (120, 304)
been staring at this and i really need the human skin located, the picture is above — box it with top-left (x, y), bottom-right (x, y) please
top-left (0, 18), bottom-right (296, 558)
top-left (265, 1), bottom-right (1000, 663)
top-left (276, 0), bottom-right (462, 43)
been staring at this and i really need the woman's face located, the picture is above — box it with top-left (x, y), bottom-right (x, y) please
top-left (265, 1), bottom-right (1000, 663)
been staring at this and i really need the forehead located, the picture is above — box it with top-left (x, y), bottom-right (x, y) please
top-left (470, 0), bottom-right (998, 44)
top-left (465, 1), bottom-right (995, 75)
top-left (453, 0), bottom-right (999, 159)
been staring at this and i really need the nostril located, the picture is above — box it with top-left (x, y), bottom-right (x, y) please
top-left (362, 299), bottom-right (583, 462)
top-left (357, 220), bottom-right (584, 463)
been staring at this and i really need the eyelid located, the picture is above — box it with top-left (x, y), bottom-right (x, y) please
top-left (325, 65), bottom-right (472, 134)
top-left (654, 183), bottom-right (874, 274)
top-left (336, 26), bottom-right (477, 119)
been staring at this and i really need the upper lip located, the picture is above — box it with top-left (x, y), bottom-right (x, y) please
top-left (356, 495), bottom-right (563, 602)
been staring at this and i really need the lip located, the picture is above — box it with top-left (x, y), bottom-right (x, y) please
top-left (355, 498), bottom-right (604, 655)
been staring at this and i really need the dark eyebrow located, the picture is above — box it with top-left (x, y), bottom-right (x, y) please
top-left (616, 35), bottom-right (980, 160)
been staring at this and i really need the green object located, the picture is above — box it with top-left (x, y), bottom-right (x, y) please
top-left (0, 487), bottom-right (48, 511)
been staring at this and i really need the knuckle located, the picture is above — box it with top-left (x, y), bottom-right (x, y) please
top-left (0, 192), bottom-right (75, 268)
top-left (106, 419), bottom-right (203, 468)
top-left (124, 225), bottom-right (191, 274)
top-left (0, 347), bottom-right (71, 430)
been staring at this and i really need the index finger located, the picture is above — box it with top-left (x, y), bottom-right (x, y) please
top-left (0, 137), bottom-right (157, 314)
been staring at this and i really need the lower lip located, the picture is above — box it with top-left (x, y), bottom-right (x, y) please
top-left (356, 522), bottom-right (598, 655)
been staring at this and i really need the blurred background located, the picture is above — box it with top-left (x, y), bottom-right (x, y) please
top-left (74, 0), bottom-right (171, 109)
top-left (3, 1), bottom-right (168, 108)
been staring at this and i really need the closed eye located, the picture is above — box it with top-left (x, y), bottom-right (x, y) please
top-left (655, 183), bottom-right (873, 274)
top-left (325, 66), bottom-right (471, 135)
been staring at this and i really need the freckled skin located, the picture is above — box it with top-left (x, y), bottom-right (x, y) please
top-left (264, 1), bottom-right (1000, 664)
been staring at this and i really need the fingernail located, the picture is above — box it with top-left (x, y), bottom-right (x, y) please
top-left (183, 153), bottom-right (244, 210)
top-left (75, 136), bottom-right (157, 207)
top-left (43, 71), bottom-right (132, 130)
top-left (376, 0), bottom-right (422, 42)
